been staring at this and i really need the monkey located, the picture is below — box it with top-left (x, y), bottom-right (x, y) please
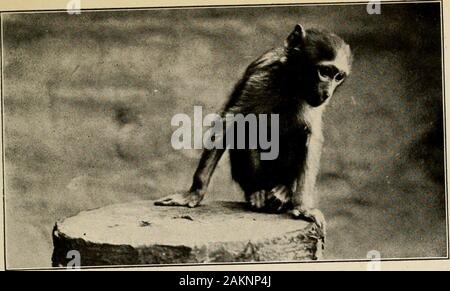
top-left (155, 24), bottom-right (352, 233)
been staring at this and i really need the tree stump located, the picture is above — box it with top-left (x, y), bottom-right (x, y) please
top-left (52, 201), bottom-right (325, 267)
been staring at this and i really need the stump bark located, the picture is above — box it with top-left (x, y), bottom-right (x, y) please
top-left (52, 200), bottom-right (325, 267)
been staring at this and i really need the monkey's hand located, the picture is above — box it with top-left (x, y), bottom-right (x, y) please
top-left (154, 190), bottom-right (204, 208)
top-left (290, 207), bottom-right (326, 242)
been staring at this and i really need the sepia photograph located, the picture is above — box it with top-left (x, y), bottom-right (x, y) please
top-left (0, 0), bottom-right (448, 271)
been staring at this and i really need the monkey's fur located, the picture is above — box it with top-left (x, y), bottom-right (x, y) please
top-left (155, 24), bottom-right (352, 232)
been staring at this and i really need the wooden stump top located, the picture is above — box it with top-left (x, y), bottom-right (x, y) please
top-left (52, 200), bottom-right (324, 267)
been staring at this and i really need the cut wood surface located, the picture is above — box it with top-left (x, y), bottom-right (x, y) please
top-left (52, 200), bottom-right (324, 267)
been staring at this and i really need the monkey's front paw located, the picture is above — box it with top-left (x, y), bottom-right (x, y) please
top-left (154, 190), bottom-right (204, 208)
top-left (290, 207), bottom-right (327, 238)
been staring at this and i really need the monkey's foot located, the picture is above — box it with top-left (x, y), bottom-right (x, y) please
top-left (265, 185), bottom-right (293, 213)
top-left (154, 190), bottom-right (204, 208)
top-left (248, 186), bottom-right (292, 212)
top-left (290, 207), bottom-right (326, 243)
top-left (248, 190), bottom-right (268, 211)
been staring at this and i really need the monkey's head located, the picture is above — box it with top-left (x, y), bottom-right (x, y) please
top-left (285, 24), bottom-right (352, 107)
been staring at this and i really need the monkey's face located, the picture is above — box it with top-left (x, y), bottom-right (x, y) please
top-left (285, 25), bottom-right (352, 107)
top-left (308, 63), bottom-right (347, 106)
top-left (307, 47), bottom-right (351, 107)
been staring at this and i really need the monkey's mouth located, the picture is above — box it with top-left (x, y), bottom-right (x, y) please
top-left (306, 94), bottom-right (327, 107)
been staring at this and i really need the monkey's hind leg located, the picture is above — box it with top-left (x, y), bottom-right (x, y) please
top-left (248, 185), bottom-right (293, 213)
top-left (247, 190), bottom-right (268, 211)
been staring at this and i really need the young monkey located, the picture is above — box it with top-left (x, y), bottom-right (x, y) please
top-left (155, 24), bottom-right (352, 232)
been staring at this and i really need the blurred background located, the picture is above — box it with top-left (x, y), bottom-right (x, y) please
top-left (3, 2), bottom-right (447, 269)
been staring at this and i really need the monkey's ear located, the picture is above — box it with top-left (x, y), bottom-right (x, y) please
top-left (285, 24), bottom-right (306, 51)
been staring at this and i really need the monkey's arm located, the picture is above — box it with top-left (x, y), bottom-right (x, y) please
top-left (154, 145), bottom-right (225, 208)
top-left (292, 133), bottom-right (321, 209)
top-left (155, 128), bottom-right (226, 208)
top-left (191, 147), bottom-right (226, 193)
top-left (290, 132), bottom-right (326, 234)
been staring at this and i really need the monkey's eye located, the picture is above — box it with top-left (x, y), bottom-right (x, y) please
top-left (335, 73), bottom-right (345, 82)
top-left (318, 66), bottom-right (331, 78)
